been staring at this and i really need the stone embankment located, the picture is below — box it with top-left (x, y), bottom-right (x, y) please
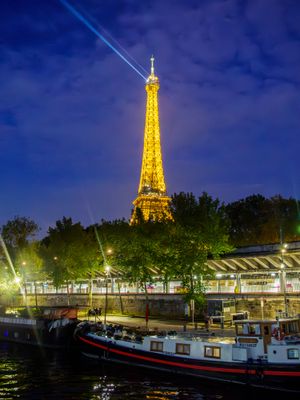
top-left (1, 293), bottom-right (300, 320)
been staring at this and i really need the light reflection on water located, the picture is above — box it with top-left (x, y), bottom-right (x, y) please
top-left (0, 342), bottom-right (265, 400)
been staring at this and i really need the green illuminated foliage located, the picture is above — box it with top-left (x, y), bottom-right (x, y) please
top-left (40, 217), bottom-right (101, 287)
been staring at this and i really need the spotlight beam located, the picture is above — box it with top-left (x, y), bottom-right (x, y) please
top-left (0, 234), bottom-right (20, 288)
top-left (59, 0), bottom-right (147, 81)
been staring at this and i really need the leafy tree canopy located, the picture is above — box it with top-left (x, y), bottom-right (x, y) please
top-left (15, 241), bottom-right (44, 281)
top-left (225, 194), bottom-right (300, 246)
top-left (40, 217), bottom-right (101, 286)
top-left (1, 216), bottom-right (39, 250)
top-left (169, 192), bottom-right (233, 301)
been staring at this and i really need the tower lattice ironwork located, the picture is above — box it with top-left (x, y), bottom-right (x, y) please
top-left (131, 57), bottom-right (172, 224)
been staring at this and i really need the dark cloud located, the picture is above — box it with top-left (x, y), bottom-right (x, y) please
top-left (0, 0), bottom-right (300, 232)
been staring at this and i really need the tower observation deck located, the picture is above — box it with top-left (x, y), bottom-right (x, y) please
top-left (131, 57), bottom-right (173, 223)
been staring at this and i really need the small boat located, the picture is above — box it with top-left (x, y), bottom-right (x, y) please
top-left (74, 316), bottom-right (300, 392)
top-left (0, 306), bottom-right (78, 349)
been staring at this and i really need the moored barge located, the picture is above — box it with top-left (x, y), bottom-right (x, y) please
top-left (74, 316), bottom-right (300, 392)
top-left (0, 306), bottom-right (78, 349)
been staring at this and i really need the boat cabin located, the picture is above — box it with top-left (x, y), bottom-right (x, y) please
top-left (234, 317), bottom-right (300, 354)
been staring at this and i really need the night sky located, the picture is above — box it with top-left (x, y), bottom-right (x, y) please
top-left (1, 0), bottom-right (300, 233)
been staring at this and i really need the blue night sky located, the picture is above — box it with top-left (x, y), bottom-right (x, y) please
top-left (1, 0), bottom-right (300, 233)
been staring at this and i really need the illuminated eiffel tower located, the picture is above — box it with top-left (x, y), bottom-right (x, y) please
top-left (131, 56), bottom-right (173, 224)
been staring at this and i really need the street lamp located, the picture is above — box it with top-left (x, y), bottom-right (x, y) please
top-left (21, 261), bottom-right (28, 303)
top-left (104, 264), bottom-right (111, 327)
top-left (216, 273), bottom-right (222, 293)
top-left (280, 242), bottom-right (288, 316)
top-left (14, 276), bottom-right (21, 284)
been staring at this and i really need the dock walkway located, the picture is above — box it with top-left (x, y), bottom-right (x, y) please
top-left (81, 313), bottom-right (236, 337)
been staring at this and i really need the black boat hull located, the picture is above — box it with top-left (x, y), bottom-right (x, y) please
top-left (0, 320), bottom-right (77, 349)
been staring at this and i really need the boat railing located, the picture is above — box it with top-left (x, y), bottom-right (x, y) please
top-left (283, 335), bottom-right (300, 344)
top-left (0, 316), bottom-right (37, 326)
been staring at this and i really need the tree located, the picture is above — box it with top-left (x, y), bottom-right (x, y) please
top-left (15, 242), bottom-right (44, 279)
top-left (1, 216), bottom-right (39, 249)
top-left (105, 192), bottom-right (233, 317)
top-left (225, 194), bottom-right (263, 246)
top-left (40, 217), bottom-right (100, 289)
top-left (94, 219), bottom-right (154, 289)
top-left (266, 195), bottom-right (300, 243)
top-left (225, 194), bottom-right (300, 246)
top-left (170, 192), bottom-right (233, 306)
top-left (95, 219), bottom-right (165, 324)
top-left (0, 217), bottom-right (40, 301)
top-left (15, 241), bottom-right (45, 306)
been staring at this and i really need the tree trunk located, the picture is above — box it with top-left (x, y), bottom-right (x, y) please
top-left (190, 274), bottom-right (195, 323)
top-left (104, 276), bottom-right (108, 326)
top-left (144, 282), bottom-right (149, 331)
top-left (34, 280), bottom-right (38, 308)
top-left (66, 280), bottom-right (70, 306)
top-left (23, 278), bottom-right (28, 306)
top-left (163, 278), bottom-right (169, 294)
top-left (88, 278), bottom-right (93, 308)
top-left (117, 280), bottom-right (124, 314)
top-left (190, 273), bottom-right (194, 293)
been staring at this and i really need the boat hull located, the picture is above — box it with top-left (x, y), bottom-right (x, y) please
top-left (0, 319), bottom-right (77, 349)
top-left (76, 332), bottom-right (300, 393)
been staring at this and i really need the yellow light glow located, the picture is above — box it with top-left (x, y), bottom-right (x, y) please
top-left (131, 57), bottom-right (173, 224)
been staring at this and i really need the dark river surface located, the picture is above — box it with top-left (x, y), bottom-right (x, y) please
top-left (0, 343), bottom-right (291, 400)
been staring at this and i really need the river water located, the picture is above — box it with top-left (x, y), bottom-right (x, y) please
top-left (0, 343), bottom-right (290, 400)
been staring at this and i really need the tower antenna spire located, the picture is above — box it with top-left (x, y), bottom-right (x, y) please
top-left (150, 55), bottom-right (155, 75)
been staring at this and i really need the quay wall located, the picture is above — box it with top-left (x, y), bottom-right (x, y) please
top-left (1, 293), bottom-right (300, 319)
top-left (0, 294), bottom-right (186, 318)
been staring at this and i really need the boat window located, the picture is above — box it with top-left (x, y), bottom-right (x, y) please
top-left (205, 346), bottom-right (221, 359)
top-left (236, 324), bottom-right (247, 335)
top-left (150, 341), bottom-right (163, 352)
top-left (288, 321), bottom-right (299, 334)
top-left (287, 349), bottom-right (299, 360)
top-left (176, 343), bottom-right (190, 355)
top-left (249, 324), bottom-right (260, 335)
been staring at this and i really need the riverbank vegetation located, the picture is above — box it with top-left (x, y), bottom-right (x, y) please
top-left (1, 192), bottom-right (300, 305)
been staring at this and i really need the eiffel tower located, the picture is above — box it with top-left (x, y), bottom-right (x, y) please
top-left (131, 56), bottom-right (173, 224)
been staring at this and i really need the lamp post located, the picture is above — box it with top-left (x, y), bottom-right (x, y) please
top-left (52, 256), bottom-right (60, 295)
top-left (21, 261), bottom-right (28, 305)
top-left (104, 264), bottom-right (111, 327)
top-left (280, 242), bottom-right (288, 316)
